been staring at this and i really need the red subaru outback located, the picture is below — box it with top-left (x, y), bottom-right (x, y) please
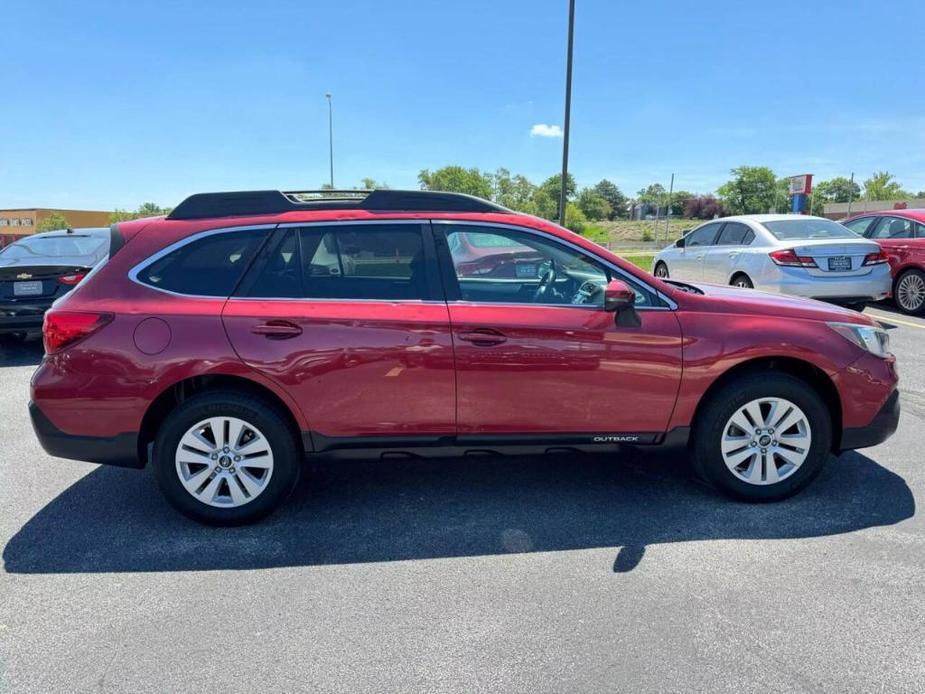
top-left (29, 190), bottom-right (900, 524)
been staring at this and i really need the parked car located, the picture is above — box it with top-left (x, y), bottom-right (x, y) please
top-left (652, 215), bottom-right (891, 311)
top-left (30, 191), bottom-right (899, 524)
top-left (0, 227), bottom-right (110, 340)
top-left (842, 209), bottom-right (925, 315)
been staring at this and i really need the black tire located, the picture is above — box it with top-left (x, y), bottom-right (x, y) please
top-left (893, 268), bottom-right (925, 315)
top-left (152, 390), bottom-right (301, 525)
top-left (691, 372), bottom-right (832, 502)
top-left (730, 273), bottom-right (753, 289)
top-left (653, 262), bottom-right (669, 279)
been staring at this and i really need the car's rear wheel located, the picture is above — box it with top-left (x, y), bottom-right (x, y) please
top-left (691, 373), bottom-right (831, 501)
top-left (894, 269), bottom-right (925, 315)
top-left (730, 273), bottom-right (753, 289)
top-left (653, 262), bottom-right (669, 279)
top-left (152, 391), bottom-right (301, 525)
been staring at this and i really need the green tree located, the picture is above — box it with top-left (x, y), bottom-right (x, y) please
top-left (591, 179), bottom-right (628, 219)
top-left (636, 183), bottom-right (666, 205)
top-left (418, 166), bottom-right (493, 199)
top-left (717, 166), bottom-right (778, 215)
top-left (564, 202), bottom-right (587, 234)
top-left (530, 188), bottom-right (557, 220)
top-left (491, 168), bottom-right (537, 213)
top-left (360, 178), bottom-right (390, 190)
top-left (532, 173), bottom-right (577, 221)
top-left (109, 203), bottom-right (172, 224)
top-left (814, 176), bottom-right (861, 203)
top-left (863, 171), bottom-right (910, 201)
top-left (668, 190), bottom-right (693, 217)
top-left (37, 211), bottom-right (70, 231)
top-left (576, 188), bottom-right (611, 221)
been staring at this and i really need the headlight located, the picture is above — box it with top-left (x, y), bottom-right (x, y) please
top-left (827, 322), bottom-right (891, 358)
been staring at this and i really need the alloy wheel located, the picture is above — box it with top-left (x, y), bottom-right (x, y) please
top-left (654, 264), bottom-right (668, 278)
top-left (897, 273), bottom-right (925, 312)
top-left (174, 417), bottom-right (275, 508)
top-left (720, 397), bottom-right (812, 485)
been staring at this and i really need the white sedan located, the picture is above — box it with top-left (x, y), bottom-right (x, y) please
top-left (652, 214), bottom-right (891, 310)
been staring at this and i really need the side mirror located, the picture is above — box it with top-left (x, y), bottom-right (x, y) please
top-left (675, 236), bottom-right (686, 248)
top-left (604, 279), bottom-right (635, 312)
top-left (603, 279), bottom-right (642, 328)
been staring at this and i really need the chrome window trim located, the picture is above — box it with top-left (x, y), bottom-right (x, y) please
top-left (128, 223), bottom-right (279, 299)
top-left (431, 219), bottom-right (677, 310)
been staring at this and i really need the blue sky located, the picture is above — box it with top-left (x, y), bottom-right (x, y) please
top-left (2, 0), bottom-right (924, 210)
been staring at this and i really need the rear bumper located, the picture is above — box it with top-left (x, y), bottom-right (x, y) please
top-left (761, 265), bottom-right (892, 302)
top-left (29, 401), bottom-right (143, 468)
top-left (0, 300), bottom-right (51, 333)
top-left (839, 389), bottom-right (900, 452)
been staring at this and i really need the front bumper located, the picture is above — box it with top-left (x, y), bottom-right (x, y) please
top-left (838, 389), bottom-right (900, 452)
top-left (29, 401), bottom-right (143, 468)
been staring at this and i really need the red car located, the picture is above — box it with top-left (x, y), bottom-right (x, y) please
top-left (30, 190), bottom-right (899, 524)
top-left (842, 209), bottom-right (925, 314)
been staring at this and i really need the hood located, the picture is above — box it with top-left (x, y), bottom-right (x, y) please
top-left (671, 281), bottom-right (876, 326)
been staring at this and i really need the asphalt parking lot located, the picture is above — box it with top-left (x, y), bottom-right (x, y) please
top-left (1, 304), bottom-right (923, 693)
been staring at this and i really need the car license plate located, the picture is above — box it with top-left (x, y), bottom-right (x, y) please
top-left (827, 256), bottom-right (852, 272)
top-left (13, 280), bottom-right (43, 296)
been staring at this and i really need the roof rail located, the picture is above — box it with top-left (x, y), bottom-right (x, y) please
top-left (166, 189), bottom-right (510, 220)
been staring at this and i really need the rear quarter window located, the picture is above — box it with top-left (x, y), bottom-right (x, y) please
top-left (136, 228), bottom-right (267, 296)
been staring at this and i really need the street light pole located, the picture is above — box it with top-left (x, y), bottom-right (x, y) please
top-left (325, 92), bottom-right (334, 188)
top-left (558, 0), bottom-right (575, 227)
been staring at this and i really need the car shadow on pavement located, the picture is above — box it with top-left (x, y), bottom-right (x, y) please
top-left (0, 336), bottom-right (44, 367)
top-left (3, 449), bottom-right (914, 575)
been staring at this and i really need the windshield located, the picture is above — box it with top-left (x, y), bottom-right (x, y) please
top-left (0, 235), bottom-right (108, 261)
top-left (762, 219), bottom-right (858, 241)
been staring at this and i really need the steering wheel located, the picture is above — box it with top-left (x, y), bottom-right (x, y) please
top-left (533, 261), bottom-right (557, 301)
top-left (572, 279), bottom-right (603, 305)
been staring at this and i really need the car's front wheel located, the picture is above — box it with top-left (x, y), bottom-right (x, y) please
top-left (894, 268), bottom-right (925, 315)
top-left (152, 391), bottom-right (301, 525)
top-left (691, 373), bottom-right (832, 501)
top-left (653, 262), bottom-right (669, 279)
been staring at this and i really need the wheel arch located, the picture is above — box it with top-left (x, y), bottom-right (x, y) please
top-left (137, 374), bottom-right (308, 464)
top-left (690, 356), bottom-right (842, 452)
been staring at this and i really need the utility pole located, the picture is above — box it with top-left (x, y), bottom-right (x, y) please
top-left (846, 172), bottom-right (855, 218)
top-left (664, 172), bottom-right (674, 242)
top-left (558, 0), bottom-right (575, 227)
top-left (325, 93), bottom-right (334, 188)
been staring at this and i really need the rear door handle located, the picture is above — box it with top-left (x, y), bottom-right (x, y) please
top-left (458, 329), bottom-right (507, 346)
top-left (251, 320), bottom-right (302, 339)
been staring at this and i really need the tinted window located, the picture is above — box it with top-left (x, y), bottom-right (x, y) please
top-left (843, 217), bottom-right (875, 236)
top-left (716, 223), bottom-right (754, 246)
top-left (685, 223), bottom-right (721, 247)
top-left (239, 229), bottom-right (302, 298)
top-left (137, 228), bottom-right (266, 296)
top-left (869, 216), bottom-right (915, 240)
top-left (762, 218), bottom-right (856, 240)
top-left (443, 225), bottom-right (656, 307)
top-left (301, 224), bottom-right (428, 300)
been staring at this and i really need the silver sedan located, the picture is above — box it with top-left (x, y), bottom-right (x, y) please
top-left (652, 214), bottom-right (891, 309)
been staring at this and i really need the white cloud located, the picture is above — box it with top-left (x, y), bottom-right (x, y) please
top-left (530, 123), bottom-right (563, 138)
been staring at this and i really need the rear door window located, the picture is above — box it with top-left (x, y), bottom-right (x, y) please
top-left (715, 223), bottom-right (754, 246)
top-left (869, 216), bottom-right (914, 240)
top-left (136, 228), bottom-right (268, 296)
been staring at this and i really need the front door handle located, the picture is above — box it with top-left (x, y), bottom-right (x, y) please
top-left (251, 320), bottom-right (303, 339)
top-left (458, 328), bottom-right (507, 346)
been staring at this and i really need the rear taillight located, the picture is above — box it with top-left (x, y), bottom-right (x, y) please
top-left (58, 273), bottom-right (86, 286)
top-left (769, 248), bottom-right (818, 268)
top-left (863, 250), bottom-right (889, 266)
top-left (43, 310), bottom-right (113, 354)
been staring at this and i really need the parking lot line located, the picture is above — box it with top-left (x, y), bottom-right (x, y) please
top-left (865, 310), bottom-right (925, 330)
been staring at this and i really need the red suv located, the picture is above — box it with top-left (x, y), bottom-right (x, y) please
top-left (30, 190), bottom-right (900, 524)
top-left (843, 209), bottom-right (925, 314)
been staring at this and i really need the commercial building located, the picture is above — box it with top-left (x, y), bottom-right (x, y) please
top-left (0, 208), bottom-right (112, 246)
